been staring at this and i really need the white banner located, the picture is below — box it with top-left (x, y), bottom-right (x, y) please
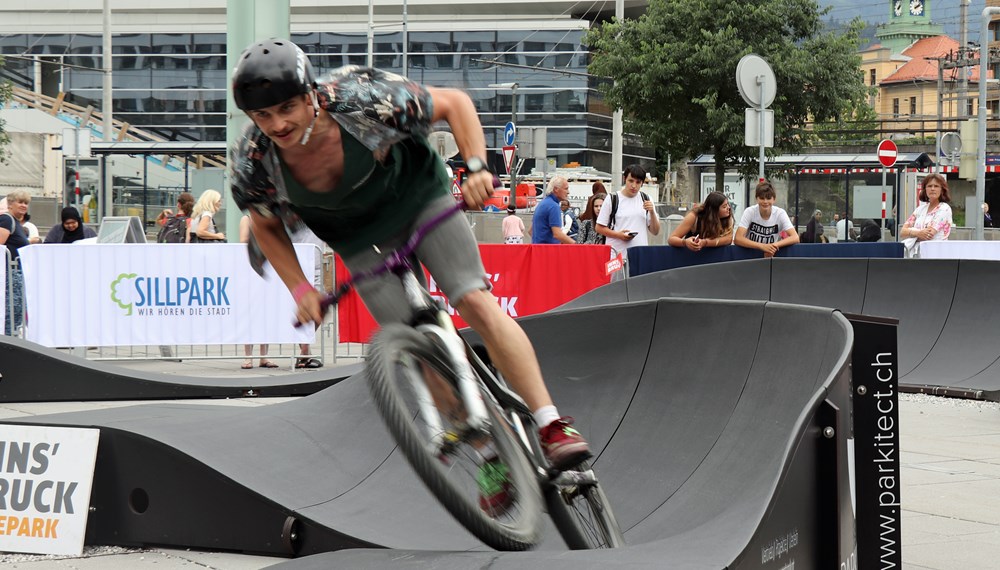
top-left (0, 424), bottom-right (100, 556)
top-left (19, 243), bottom-right (317, 347)
top-left (920, 240), bottom-right (1000, 261)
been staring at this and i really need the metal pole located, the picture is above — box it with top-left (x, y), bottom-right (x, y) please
top-left (758, 75), bottom-right (766, 181)
top-left (611, 0), bottom-right (623, 189)
top-left (102, 0), bottom-right (112, 142)
top-left (367, 0), bottom-right (374, 68)
top-left (936, 64), bottom-right (943, 172)
top-left (402, 0), bottom-right (408, 76)
top-left (977, 8), bottom-right (1000, 240)
top-left (511, 84), bottom-right (518, 201)
top-left (882, 168), bottom-right (887, 228)
top-left (961, 0), bottom-right (970, 115)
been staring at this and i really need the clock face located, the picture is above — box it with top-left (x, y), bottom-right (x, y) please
top-left (894, 0), bottom-right (902, 17)
top-left (910, 0), bottom-right (924, 16)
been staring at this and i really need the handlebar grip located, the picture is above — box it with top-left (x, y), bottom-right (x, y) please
top-left (292, 292), bottom-right (337, 328)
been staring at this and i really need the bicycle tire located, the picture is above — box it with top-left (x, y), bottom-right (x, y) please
top-left (367, 324), bottom-right (544, 551)
top-left (545, 460), bottom-right (626, 549)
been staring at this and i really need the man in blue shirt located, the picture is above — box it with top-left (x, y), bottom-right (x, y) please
top-left (531, 176), bottom-right (574, 244)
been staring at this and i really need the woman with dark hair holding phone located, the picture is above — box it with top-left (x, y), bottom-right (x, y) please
top-left (667, 191), bottom-right (734, 251)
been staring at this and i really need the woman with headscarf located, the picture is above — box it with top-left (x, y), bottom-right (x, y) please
top-left (802, 210), bottom-right (825, 243)
top-left (44, 207), bottom-right (97, 244)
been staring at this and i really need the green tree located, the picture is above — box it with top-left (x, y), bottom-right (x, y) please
top-left (586, 0), bottom-right (873, 185)
top-left (0, 55), bottom-right (10, 164)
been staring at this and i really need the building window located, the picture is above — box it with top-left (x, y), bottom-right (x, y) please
top-left (968, 98), bottom-right (976, 116)
top-left (870, 69), bottom-right (876, 86)
top-left (892, 98), bottom-right (899, 117)
top-left (909, 97), bottom-right (917, 115)
top-left (989, 100), bottom-right (999, 118)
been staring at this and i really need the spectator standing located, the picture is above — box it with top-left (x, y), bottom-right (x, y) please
top-left (801, 210), bottom-right (825, 243)
top-left (734, 179), bottom-right (799, 258)
top-left (560, 199), bottom-right (579, 240)
top-left (667, 191), bottom-right (734, 250)
top-left (156, 192), bottom-right (195, 243)
top-left (531, 176), bottom-right (574, 244)
top-left (0, 196), bottom-right (29, 335)
top-left (591, 181), bottom-right (606, 196)
top-left (575, 192), bottom-right (606, 245)
top-left (6, 190), bottom-right (40, 244)
top-left (502, 206), bottom-right (525, 244)
top-left (595, 163), bottom-right (661, 255)
top-left (836, 215), bottom-right (857, 242)
top-left (189, 189), bottom-right (226, 243)
top-left (44, 206), bottom-right (97, 243)
top-left (901, 173), bottom-right (952, 258)
top-left (983, 202), bottom-right (993, 228)
top-left (239, 214), bottom-right (279, 369)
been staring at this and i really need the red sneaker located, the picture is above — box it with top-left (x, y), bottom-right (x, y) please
top-left (539, 417), bottom-right (592, 471)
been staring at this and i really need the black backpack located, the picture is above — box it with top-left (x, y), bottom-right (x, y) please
top-left (157, 216), bottom-right (188, 244)
top-left (607, 191), bottom-right (650, 230)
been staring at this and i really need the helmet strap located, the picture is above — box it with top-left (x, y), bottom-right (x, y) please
top-left (299, 91), bottom-right (321, 145)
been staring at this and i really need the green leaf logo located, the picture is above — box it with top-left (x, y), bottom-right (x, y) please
top-left (110, 273), bottom-right (137, 316)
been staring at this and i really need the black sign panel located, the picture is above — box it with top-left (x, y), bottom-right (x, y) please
top-left (849, 314), bottom-right (902, 570)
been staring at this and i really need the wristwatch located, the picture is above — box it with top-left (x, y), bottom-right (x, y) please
top-left (466, 156), bottom-right (489, 174)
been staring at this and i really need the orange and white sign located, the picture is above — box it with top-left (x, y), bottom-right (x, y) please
top-left (0, 425), bottom-right (100, 555)
top-left (605, 253), bottom-right (624, 276)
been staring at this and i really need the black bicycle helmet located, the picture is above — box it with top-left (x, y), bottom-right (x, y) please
top-left (232, 38), bottom-right (315, 111)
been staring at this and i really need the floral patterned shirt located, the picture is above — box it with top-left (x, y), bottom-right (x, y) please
top-left (229, 66), bottom-right (438, 272)
top-left (905, 202), bottom-right (952, 241)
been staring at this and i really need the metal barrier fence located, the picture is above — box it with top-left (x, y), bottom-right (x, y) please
top-left (3, 248), bottom-right (25, 339)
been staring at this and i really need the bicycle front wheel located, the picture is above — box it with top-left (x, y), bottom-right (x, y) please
top-left (367, 324), bottom-right (544, 551)
top-left (545, 460), bottom-right (626, 549)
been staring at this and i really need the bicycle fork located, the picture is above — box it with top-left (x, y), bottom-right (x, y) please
top-left (399, 270), bottom-right (490, 450)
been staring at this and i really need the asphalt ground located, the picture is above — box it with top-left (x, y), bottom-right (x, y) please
top-left (0, 358), bottom-right (998, 569)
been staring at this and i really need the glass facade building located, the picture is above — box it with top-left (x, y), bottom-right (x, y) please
top-left (0, 28), bottom-right (654, 174)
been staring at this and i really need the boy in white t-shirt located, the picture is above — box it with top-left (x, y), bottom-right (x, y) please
top-left (595, 163), bottom-right (661, 254)
top-left (734, 179), bottom-right (799, 258)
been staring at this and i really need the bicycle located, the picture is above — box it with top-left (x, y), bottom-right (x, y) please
top-left (303, 202), bottom-right (625, 551)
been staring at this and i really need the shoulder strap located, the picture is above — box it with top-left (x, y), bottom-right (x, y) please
top-left (608, 193), bottom-right (619, 230)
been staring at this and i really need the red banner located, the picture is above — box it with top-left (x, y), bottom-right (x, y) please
top-left (335, 244), bottom-right (612, 342)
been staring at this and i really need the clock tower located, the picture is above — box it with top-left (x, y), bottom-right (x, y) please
top-left (878, 0), bottom-right (944, 54)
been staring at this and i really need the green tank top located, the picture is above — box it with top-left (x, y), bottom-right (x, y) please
top-left (281, 124), bottom-right (451, 255)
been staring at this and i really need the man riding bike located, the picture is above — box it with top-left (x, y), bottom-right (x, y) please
top-left (229, 38), bottom-right (590, 512)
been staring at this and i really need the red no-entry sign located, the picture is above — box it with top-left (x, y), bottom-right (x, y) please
top-left (877, 139), bottom-right (898, 168)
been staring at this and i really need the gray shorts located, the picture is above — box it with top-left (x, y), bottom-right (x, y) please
top-left (341, 195), bottom-right (490, 325)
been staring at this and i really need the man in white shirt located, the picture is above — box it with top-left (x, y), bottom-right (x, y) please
top-left (734, 179), bottom-right (799, 258)
top-left (595, 164), bottom-right (661, 254)
top-left (836, 216), bottom-right (857, 241)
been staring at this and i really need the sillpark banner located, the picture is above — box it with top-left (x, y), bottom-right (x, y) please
top-left (18, 243), bottom-right (317, 347)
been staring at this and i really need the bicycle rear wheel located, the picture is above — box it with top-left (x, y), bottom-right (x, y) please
top-left (545, 460), bottom-right (626, 549)
top-left (367, 324), bottom-right (544, 551)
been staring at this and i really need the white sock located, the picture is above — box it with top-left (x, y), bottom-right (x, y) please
top-left (533, 405), bottom-right (561, 429)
